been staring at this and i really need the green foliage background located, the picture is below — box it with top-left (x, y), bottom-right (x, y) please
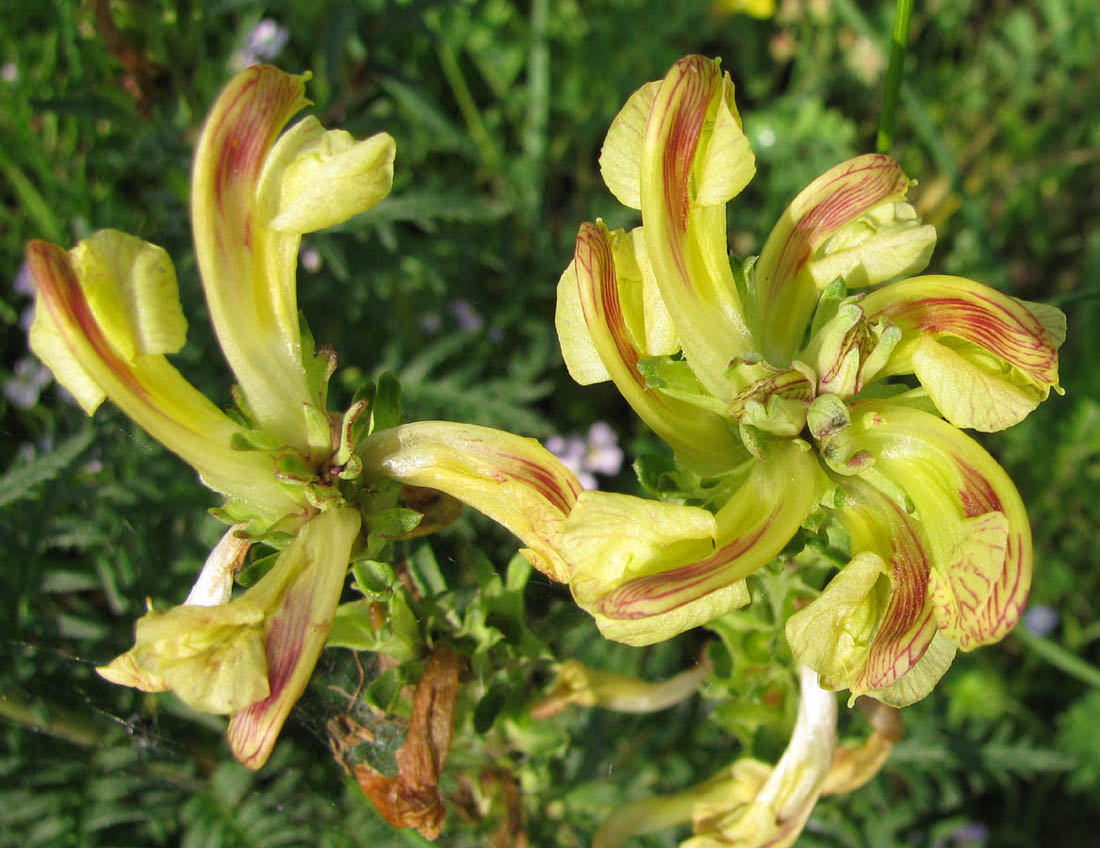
top-left (1, 0), bottom-right (1098, 845)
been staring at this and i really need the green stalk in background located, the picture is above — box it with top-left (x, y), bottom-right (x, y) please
top-left (877, 0), bottom-right (915, 153)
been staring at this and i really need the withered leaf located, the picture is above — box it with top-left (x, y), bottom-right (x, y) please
top-left (353, 644), bottom-right (461, 840)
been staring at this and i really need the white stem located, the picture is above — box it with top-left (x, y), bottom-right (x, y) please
top-left (755, 665), bottom-right (838, 821)
top-left (184, 525), bottom-right (251, 607)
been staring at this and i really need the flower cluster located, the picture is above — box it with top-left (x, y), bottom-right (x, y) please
top-left (352, 58), bottom-right (1063, 846)
top-left (550, 54), bottom-right (1064, 706)
top-left (23, 52), bottom-right (1066, 848)
top-left (26, 66), bottom-right (398, 769)
top-left (364, 55), bottom-right (1064, 705)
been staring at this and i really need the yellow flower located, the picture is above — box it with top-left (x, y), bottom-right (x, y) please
top-left (594, 667), bottom-right (838, 848)
top-left (553, 55), bottom-right (1064, 683)
top-left (360, 56), bottom-right (1063, 667)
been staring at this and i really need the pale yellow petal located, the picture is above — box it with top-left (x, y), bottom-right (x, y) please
top-left (570, 221), bottom-right (745, 471)
top-left (25, 240), bottom-right (299, 518)
top-left (228, 506), bottom-right (360, 768)
top-left (29, 303), bottom-right (106, 414)
top-left (191, 65), bottom-right (315, 448)
top-left (694, 77), bottom-right (755, 206)
top-left (267, 126), bottom-right (396, 234)
top-left (639, 55), bottom-right (753, 399)
top-left (864, 631), bottom-right (957, 708)
top-left (632, 227), bottom-right (679, 356)
top-left (70, 230), bottom-right (187, 359)
top-left (598, 80), bottom-right (659, 210)
top-left (862, 275), bottom-right (1063, 429)
top-left (844, 401), bottom-right (1032, 650)
top-left (585, 440), bottom-right (817, 645)
top-left (786, 551), bottom-right (888, 691)
top-left (555, 259), bottom-right (611, 385)
top-left (911, 336), bottom-right (1040, 432)
top-left (755, 154), bottom-right (911, 365)
top-left (358, 421), bottom-right (582, 583)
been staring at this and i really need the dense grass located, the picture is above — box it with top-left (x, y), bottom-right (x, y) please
top-left (2, 1), bottom-right (1098, 845)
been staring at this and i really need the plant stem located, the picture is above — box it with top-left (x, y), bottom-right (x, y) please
top-left (1015, 626), bottom-right (1100, 689)
top-left (0, 689), bottom-right (101, 747)
top-left (434, 40), bottom-right (501, 172)
top-left (876, 0), bottom-right (915, 154)
top-left (520, 0), bottom-right (550, 222)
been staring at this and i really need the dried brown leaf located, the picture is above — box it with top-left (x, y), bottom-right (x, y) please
top-left (353, 645), bottom-right (461, 840)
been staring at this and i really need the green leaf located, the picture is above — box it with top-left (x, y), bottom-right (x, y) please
top-left (473, 682), bottom-right (509, 734)
top-left (351, 559), bottom-right (397, 597)
top-left (366, 508), bottom-right (424, 539)
top-left (409, 543), bottom-right (448, 596)
top-left (371, 371), bottom-right (402, 432)
top-left (0, 428), bottom-right (93, 509)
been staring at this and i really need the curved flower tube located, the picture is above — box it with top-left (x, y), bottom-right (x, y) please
top-left (360, 421), bottom-right (817, 646)
top-left (637, 56), bottom-right (757, 402)
top-left (226, 507), bottom-right (361, 768)
top-left (574, 440), bottom-right (817, 645)
top-left (358, 421), bottom-right (582, 583)
top-left (838, 401), bottom-right (1033, 650)
top-left (27, 234), bottom-right (299, 521)
top-left (99, 507), bottom-right (360, 768)
top-left (786, 478), bottom-right (957, 706)
top-left (860, 275), bottom-right (1065, 431)
top-left (557, 220), bottom-right (745, 472)
top-left (594, 666), bottom-right (838, 848)
top-left (192, 65), bottom-right (395, 455)
top-left (530, 655), bottom-right (713, 718)
top-left (27, 64), bottom-right (397, 527)
top-left (754, 155), bottom-right (935, 366)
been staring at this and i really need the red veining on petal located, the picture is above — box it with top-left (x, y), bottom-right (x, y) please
top-left (646, 56), bottom-right (719, 294)
top-left (488, 449), bottom-right (581, 517)
top-left (854, 497), bottom-right (935, 691)
top-left (208, 68), bottom-right (303, 215)
top-left (871, 290), bottom-right (1057, 384)
top-left (575, 224), bottom-right (645, 390)
top-left (657, 57), bottom-right (715, 232)
top-left (768, 156), bottom-right (906, 301)
top-left (199, 67), bottom-right (307, 286)
top-left (598, 514), bottom-right (775, 620)
top-left (227, 581), bottom-right (314, 768)
top-left (948, 456), bottom-right (1027, 648)
top-left (28, 242), bottom-right (150, 402)
top-left (954, 457), bottom-right (1003, 517)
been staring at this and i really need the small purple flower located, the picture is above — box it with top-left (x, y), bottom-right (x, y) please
top-left (13, 262), bottom-right (36, 330)
top-left (1024, 604), bottom-right (1058, 637)
top-left (232, 19), bottom-right (289, 70)
top-left (13, 262), bottom-right (33, 297)
top-left (953, 821), bottom-right (989, 846)
top-left (450, 298), bottom-right (484, 332)
top-left (420, 312), bottom-right (442, 334)
top-left (583, 421), bottom-right (624, 476)
top-left (545, 422), bottom-right (624, 490)
top-left (300, 247), bottom-right (322, 273)
top-left (4, 356), bottom-right (52, 409)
